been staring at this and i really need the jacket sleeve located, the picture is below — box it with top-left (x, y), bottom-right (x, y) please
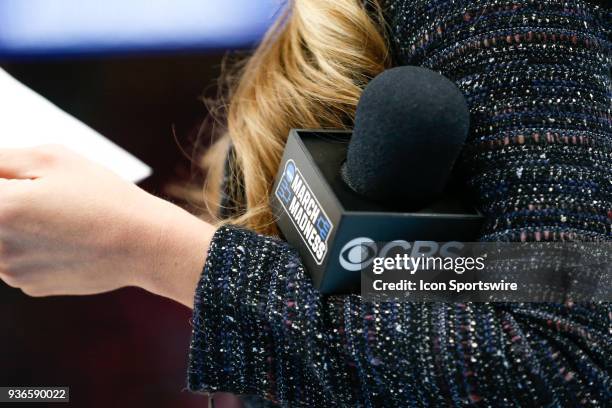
top-left (187, 226), bottom-right (610, 407)
top-left (188, 1), bottom-right (611, 406)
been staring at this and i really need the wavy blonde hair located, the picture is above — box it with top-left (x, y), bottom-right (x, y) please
top-left (194, 0), bottom-right (389, 235)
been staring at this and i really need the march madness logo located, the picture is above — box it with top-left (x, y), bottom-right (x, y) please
top-left (275, 160), bottom-right (333, 264)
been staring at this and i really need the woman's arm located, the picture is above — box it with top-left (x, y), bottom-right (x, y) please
top-left (189, 226), bottom-right (610, 407)
top-left (0, 144), bottom-right (215, 308)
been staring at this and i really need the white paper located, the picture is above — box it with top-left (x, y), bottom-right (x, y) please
top-left (0, 68), bottom-right (152, 183)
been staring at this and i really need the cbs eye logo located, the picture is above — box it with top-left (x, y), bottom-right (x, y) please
top-left (339, 237), bottom-right (377, 271)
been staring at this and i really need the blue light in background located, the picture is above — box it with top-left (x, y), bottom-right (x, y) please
top-left (0, 0), bottom-right (283, 57)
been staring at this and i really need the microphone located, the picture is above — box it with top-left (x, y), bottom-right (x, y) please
top-left (343, 66), bottom-right (470, 209)
top-left (271, 66), bottom-right (483, 293)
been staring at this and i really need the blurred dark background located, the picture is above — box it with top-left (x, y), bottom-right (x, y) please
top-left (0, 1), bottom-right (281, 407)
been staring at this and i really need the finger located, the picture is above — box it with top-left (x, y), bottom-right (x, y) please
top-left (20, 286), bottom-right (50, 298)
top-left (0, 177), bottom-right (35, 188)
top-left (0, 262), bottom-right (25, 289)
top-left (0, 145), bottom-right (60, 179)
top-left (0, 272), bottom-right (22, 289)
top-left (0, 262), bottom-right (43, 290)
top-left (0, 177), bottom-right (35, 205)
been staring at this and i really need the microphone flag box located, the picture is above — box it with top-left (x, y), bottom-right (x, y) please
top-left (271, 129), bottom-right (484, 294)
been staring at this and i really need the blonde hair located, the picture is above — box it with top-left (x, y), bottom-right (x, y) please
top-left (195, 0), bottom-right (389, 235)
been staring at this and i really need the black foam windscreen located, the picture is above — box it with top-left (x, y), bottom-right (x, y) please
top-left (342, 66), bottom-right (470, 209)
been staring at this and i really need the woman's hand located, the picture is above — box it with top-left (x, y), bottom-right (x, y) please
top-left (0, 145), bottom-right (216, 308)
